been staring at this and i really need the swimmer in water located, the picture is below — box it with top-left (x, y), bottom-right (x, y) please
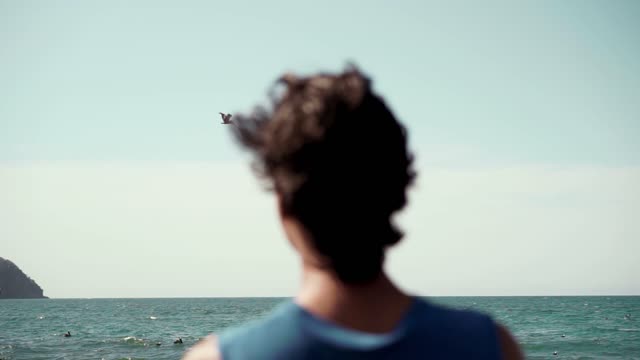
top-left (64, 331), bottom-right (71, 337)
top-left (175, 338), bottom-right (184, 344)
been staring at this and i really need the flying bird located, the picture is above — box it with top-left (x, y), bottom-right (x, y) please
top-left (219, 112), bottom-right (234, 125)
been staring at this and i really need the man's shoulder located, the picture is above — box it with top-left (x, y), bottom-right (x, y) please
top-left (413, 300), bottom-right (523, 359)
top-left (184, 301), bottom-right (302, 360)
top-left (218, 301), bottom-right (304, 357)
top-left (181, 335), bottom-right (221, 360)
top-left (405, 300), bottom-right (501, 357)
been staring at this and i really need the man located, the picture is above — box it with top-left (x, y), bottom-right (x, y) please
top-left (184, 66), bottom-right (523, 360)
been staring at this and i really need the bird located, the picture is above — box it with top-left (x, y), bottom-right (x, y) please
top-left (219, 112), bottom-right (234, 125)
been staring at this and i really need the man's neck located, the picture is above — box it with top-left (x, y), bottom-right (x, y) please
top-left (295, 262), bottom-right (413, 333)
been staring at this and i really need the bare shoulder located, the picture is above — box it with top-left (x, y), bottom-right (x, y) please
top-left (496, 324), bottom-right (524, 360)
top-left (181, 335), bottom-right (221, 360)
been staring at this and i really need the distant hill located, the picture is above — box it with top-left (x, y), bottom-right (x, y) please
top-left (0, 257), bottom-right (47, 299)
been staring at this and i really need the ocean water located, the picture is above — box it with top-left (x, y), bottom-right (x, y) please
top-left (0, 296), bottom-right (638, 359)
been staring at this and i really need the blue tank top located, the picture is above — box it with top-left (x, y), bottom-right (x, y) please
top-left (218, 298), bottom-right (502, 359)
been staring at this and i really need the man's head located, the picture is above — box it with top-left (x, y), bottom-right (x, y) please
top-left (233, 65), bottom-right (415, 284)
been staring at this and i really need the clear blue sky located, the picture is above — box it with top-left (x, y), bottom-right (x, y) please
top-left (1, 0), bottom-right (639, 297)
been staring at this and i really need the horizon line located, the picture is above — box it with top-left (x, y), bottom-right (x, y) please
top-left (10, 294), bottom-right (640, 300)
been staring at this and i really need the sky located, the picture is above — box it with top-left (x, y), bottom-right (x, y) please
top-left (1, 0), bottom-right (639, 298)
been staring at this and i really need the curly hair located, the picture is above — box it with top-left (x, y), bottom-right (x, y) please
top-left (232, 65), bottom-right (416, 284)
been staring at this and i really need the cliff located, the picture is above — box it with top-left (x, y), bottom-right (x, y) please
top-left (0, 257), bottom-right (47, 299)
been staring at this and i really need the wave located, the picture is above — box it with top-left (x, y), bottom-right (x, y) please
top-left (122, 336), bottom-right (148, 346)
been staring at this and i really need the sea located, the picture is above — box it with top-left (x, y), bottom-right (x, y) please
top-left (0, 296), bottom-right (638, 359)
